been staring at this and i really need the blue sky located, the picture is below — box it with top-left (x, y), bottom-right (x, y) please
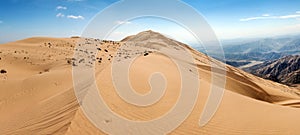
top-left (1, 0), bottom-right (300, 44)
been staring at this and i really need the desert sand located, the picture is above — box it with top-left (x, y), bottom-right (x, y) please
top-left (0, 31), bottom-right (300, 135)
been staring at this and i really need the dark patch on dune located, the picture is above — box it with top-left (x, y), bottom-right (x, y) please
top-left (143, 52), bottom-right (149, 56)
top-left (0, 69), bottom-right (7, 74)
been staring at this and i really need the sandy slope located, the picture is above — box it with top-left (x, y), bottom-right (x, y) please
top-left (0, 32), bottom-right (300, 134)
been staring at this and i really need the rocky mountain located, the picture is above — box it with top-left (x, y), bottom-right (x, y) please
top-left (244, 55), bottom-right (300, 85)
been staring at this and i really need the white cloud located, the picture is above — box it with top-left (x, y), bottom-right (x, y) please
top-left (262, 14), bottom-right (270, 17)
top-left (56, 6), bottom-right (67, 10)
top-left (67, 15), bottom-right (84, 20)
top-left (240, 16), bottom-right (271, 21)
top-left (56, 13), bottom-right (85, 20)
top-left (56, 13), bottom-right (65, 18)
top-left (116, 21), bottom-right (131, 25)
top-left (240, 12), bottom-right (300, 21)
top-left (278, 14), bottom-right (300, 19)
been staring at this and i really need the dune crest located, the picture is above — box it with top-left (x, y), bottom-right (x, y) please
top-left (0, 31), bottom-right (300, 134)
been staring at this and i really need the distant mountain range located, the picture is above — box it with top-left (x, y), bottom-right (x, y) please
top-left (196, 36), bottom-right (300, 68)
top-left (244, 55), bottom-right (300, 85)
top-left (222, 37), bottom-right (300, 61)
top-left (197, 36), bottom-right (299, 60)
top-left (195, 36), bottom-right (300, 86)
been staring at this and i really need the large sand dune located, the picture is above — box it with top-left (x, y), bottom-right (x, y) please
top-left (0, 31), bottom-right (300, 134)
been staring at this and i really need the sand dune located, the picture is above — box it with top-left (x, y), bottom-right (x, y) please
top-left (0, 31), bottom-right (300, 134)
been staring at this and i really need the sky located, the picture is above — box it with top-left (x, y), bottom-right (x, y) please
top-left (1, 0), bottom-right (300, 44)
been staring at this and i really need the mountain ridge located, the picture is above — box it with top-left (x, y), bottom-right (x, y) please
top-left (245, 55), bottom-right (300, 85)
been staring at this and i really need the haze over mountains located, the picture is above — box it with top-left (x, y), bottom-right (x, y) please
top-left (223, 37), bottom-right (300, 61)
top-left (197, 36), bottom-right (300, 68)
top-left (0, 31), bottom-right (300, 134)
